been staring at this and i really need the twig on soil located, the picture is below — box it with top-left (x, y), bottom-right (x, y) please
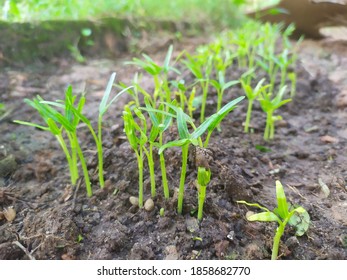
top-left (12, 241), bottom-right (36, 260)
top-left (287, 184), bottom-right (307, 201)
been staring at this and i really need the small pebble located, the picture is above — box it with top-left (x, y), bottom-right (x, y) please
top-left (144, 198), bottom-right (155, 212)
top-left (129, 196), bottom-right (139, 207)
top-left (3, 207), bottom-right (16, 222)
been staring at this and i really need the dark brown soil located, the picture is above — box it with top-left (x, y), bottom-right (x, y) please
top-left (0, 34), bottom-right (346, 260)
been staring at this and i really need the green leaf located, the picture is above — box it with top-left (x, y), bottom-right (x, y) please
top-left (222, 80), bottom-right (239, 91)
top-left (192, 96), bottom-right (244, 138)
top-left (163, 45), bottom-right (173, 73)
top-left (275, 180), bottom-right (289, 219)
top-left (13, 120), bottom-right (50, 131)
top-left (197, 167), bottom-right (211, 186)
top-left (247, 212), bottom-right (280, 223)
top-left (289, 206), bottom-right (310, 236)
top-left (236, 200), bottom-right (271, 213)
top-left (99, 72), bottom-right (116, 116)
top-left (46, 118), bottom-right (61, 135)
top-left (158, 139), bottom-right (191, 154)
top-left (177, 108), bottom-right (190, 139)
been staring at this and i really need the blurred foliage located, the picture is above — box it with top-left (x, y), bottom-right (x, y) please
top-left (1, 0), bottom-right (247, 28)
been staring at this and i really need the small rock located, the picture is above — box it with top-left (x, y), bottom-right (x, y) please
top-left (336, 90), bottom-right (347, 108)
top-left (144, 198), bottom-right (154, 212)
top-left (3, 207), bottom-right (16, 222)
top-left (129, 196), bottom-right (139, 207)
top-left (0, 155), bottom-right (17, 177)
top-left (285, 236), bottom-right (299, 249)
top-left (320, 135), bottom-right (338, 144)
top-left (186, 217), bottom-right (199, 233)
top-left (165, 245), bottom-right (179, 260)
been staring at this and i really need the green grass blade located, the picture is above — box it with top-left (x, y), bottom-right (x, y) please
top-left (275, 180), bottom-right (289, 219)
top-left (99, 72), bottom-right (116, 116)
top-left (247, 211), bottom-right (281, 223)
top-left (13, 120), bottom-right (50, 131)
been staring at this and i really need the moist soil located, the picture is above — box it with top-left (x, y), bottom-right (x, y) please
top-left (0, 34), bottom-right (347, 260)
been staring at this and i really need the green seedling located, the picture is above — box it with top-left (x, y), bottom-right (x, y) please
top-left (15, 73), bottom-right (130, 195)
top-left (125, 45), bottom-right (180, 104)
top-left (240, 77), bottom-right (269, 133)
top-left (160, 207), bottom-right (165, 217)
top-left (122, 105), bottom-right (148, 207)
top-left (197, 166), bottom-right (211, 221)
top-left (159, 96), bottom-right (245, 214)
top-left (237, 180), bottom-right (310, 260)
top-left (143, 98), bottom-right (173, 199)
top-left (183, 51), bottom-right (213, 123)
top-left (259, 85), bottom-right (291, 141)
top-left (210, 71), bottom-right (240, 117)
top-left (14, 87), bottom-right (92, 196)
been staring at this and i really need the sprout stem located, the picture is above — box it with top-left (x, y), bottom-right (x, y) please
top-left (244, 99), bottom-right (253, 133)
top-left (178, 143), bottom-right (189, 214)
top-left (197, 185), bottom-right (206, 221)
top-left (159, 133), bottom-right (169, 199)
top-left (135, 149), bottom-right (144, 208)
top-left (75, 136), bottom-right (92, 197)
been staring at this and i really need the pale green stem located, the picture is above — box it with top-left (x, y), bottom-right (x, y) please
top-left (200, 80), bottom-right (209, 123)
top-left (264, 110), bottom-right (273, 141)
top-left (204, 131), bottom-right (212, 148)
top-left (135, 149), bottom-right (144, 208)
top-left (97, 116), bottom-right (105, 188)
top-left (144, 145), bottom-right (156, 198)
top-left (67, 131), bottom-right (78, 181)
top-left (178, 143), bottom-right (189, 214)
top-left (56, 133), bottom-right (77, 185)
top-left (159, 133), bottom-right (169, 199)
top-left (197, 185), bottom-right (207, 221)
top-left (271, 223), bottom-right (284, 260)
top-left (75, 136), bottom-right (92, 197)
top-left (244, 99), bottom-right (254, 133)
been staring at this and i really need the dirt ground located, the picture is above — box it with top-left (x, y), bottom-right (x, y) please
top-left (0, 33), bottom-right (346, 260)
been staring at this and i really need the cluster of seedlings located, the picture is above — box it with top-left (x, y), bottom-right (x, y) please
top-left (14, 21), bottom-right (309, 259)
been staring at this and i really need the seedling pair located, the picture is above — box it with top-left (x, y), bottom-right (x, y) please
top-left (238, 180), bottom-right (310, 260)
top-left (158, 96), bottom-right (245, 215)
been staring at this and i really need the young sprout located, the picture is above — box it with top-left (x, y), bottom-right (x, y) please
top-left (240, 77), bottom-right (269, 134)
top-left (237, 180), bottom-right (310, 260)
top-left (125, 45), bottom-right (180, 104)
top-left (183, 51), bottom-right (213, 123)
top-left (197, 166), bottom-right (211, 221)
top-left (159, 96), bottom-right (245, 214)
top-left (14, 87), bottom-right (92, 196)
top-left (210, 71), bottom-right (239, 117)
top-left (259, 85), bottom-right (291, 141)
top-left (143, 99), bottom-right (173, 199)
top-left (122, 105), bottom-right (148, 207)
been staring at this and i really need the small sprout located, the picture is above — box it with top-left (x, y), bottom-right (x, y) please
top-left (255, 145), bottom-right (271, 153)
top-left (240, 77), bottom-right (269, 133)
top-left (14, 73), bottom-right (130, 197)
top-left (192, 236), bottom-right (203, 242)
top-left (197, 167), bottom-right (211, 221)
top-left (259, 85), bottom-right (291, 141)
top-left (237, 180), bottom-right (310, 260)
top-left (160, 208), bottom-right (165, 217)
top-left (159, 96), bottom-right (244, 214)
top-left (76, 234), bottom-right (84, 243)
